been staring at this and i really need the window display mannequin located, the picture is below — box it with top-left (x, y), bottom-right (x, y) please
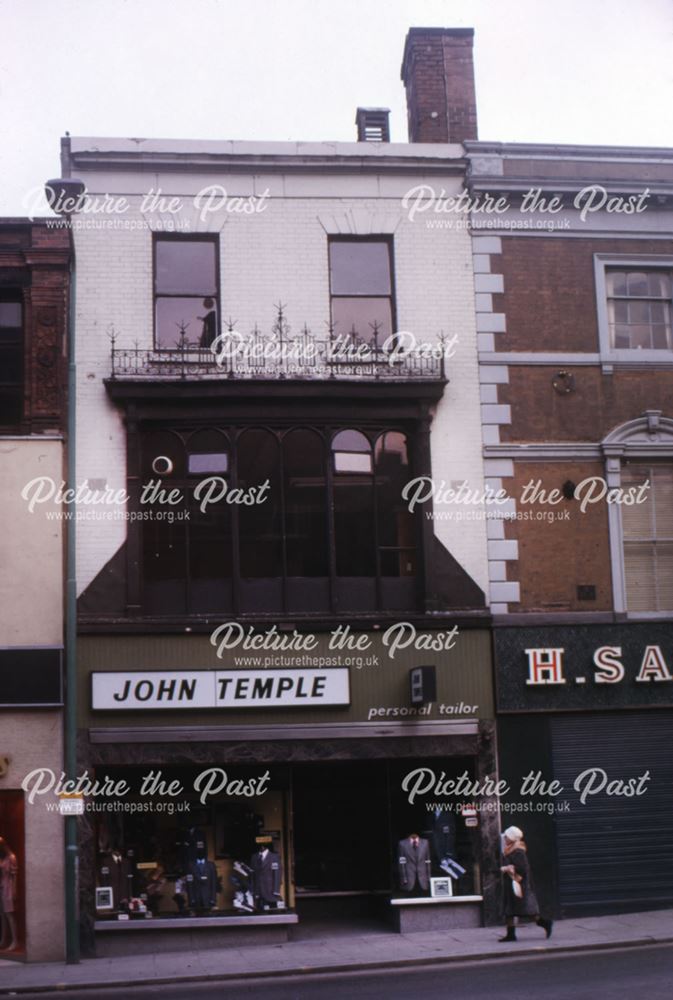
top-left (249, 844), bottom-right (282, 909)
top-left (185, 850), bottom-right (219, 912)
top-left (176, 825), bottom-right (207, 870)
top-left (428, 810), bottom-right (466, 879)
top-left (397, 832), bottom-right (431, 895)
top-left (98, 846), bottom-right (132, 911)
top-left (0, 837), bottom-right (18, 951)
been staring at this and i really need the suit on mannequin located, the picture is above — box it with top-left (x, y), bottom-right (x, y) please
top-left (186, 857), bottom-right (219, 910)
top-left (98, 850), bottom-right (132, 909)
top-left (250, 848), bottom-right (282, 908)
top-left (397, 834), bottom-right (431, 894)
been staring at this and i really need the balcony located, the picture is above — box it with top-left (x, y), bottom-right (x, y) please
top-left (108, 307), bottom-right (448, 385)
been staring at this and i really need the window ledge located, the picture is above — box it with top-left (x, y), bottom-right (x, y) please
top-left (601, 356), bottom-right (673, 374)
top-left (95, 913), bottom-right (297, 931)
top-left (390, 895), bottom-right (483, 906)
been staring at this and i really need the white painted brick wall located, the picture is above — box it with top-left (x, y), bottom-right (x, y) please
top-left (73, 165), bottom-right (489, 598)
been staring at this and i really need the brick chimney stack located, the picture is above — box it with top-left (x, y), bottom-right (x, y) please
top-left (401, 27), bottom-right (478, 144)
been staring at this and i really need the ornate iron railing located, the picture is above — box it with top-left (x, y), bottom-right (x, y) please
top-left (109, 306), bottom-right (449, 382)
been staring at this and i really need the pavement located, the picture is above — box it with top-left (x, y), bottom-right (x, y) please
top-left (1, 909), bottom-right (673, 994)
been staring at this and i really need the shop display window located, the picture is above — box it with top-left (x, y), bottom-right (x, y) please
top-left (93, 766), bottom-right (290, 920)
top-left (0, 790), bottom-right (25, 956)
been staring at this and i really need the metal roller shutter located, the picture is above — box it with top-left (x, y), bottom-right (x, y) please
top-left (551, 712), bottom-right (673, 911)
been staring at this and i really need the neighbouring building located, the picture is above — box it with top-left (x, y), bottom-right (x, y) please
top-left (60, 28), bottom-right (504, 956)
top-left (0, 219), bottom-right (70, 961)
top-left (464, 142), bottom-right (673, 917)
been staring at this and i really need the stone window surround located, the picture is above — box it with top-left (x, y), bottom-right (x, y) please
top-left (594, 253), bottom-right (673, 374)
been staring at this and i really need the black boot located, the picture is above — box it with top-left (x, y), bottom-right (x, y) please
top-left (498, 927), bottom-right (517, 942)
top-left (537, 917), bottom-right (553, 939)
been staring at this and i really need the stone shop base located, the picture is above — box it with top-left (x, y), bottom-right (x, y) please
top-left (390, 896), bottom-right (483, 933)
top-left (94, 914), bottom-right (298, 956)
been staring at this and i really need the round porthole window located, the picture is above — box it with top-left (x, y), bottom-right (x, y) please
top-left (152, 455), bottom-right (174, 475)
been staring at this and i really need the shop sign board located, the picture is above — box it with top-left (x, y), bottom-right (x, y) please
top-left (496, 624), bottom-right (673, 712)
top-left (92, 668), bottom-right (350, 710)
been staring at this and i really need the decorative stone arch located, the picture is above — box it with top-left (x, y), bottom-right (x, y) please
top-left (602, 410), bottom-right (673, 459)
top-left (601, 410), bottom-right (673, 614)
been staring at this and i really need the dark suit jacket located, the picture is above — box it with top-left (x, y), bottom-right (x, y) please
top-left (250, 850), bottom-right (282, 904)
top-left (397, 837), bottom-right (432, 891)
top-left (98, 851), bottom-right (133, 907)
top-left (186, 859), bottom-right (218, 909)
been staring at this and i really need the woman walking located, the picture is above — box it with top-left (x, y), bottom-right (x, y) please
top-left (499, 825), bottom-right (553, 942)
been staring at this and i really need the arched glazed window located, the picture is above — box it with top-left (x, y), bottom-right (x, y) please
top-left (603, 414), bottom-right (673, 614)
top-left (375, 432), bottom-right (416, 578)
top-left (140, 430), bottom-right (188, 614)
top-left (332, 430), bottom-right (376, 578)
top-left (186, 430), bottom-right (232, 612)
top-left (283, 428), bottom-right (328, 577)
top-left (238, 429), bottom-right (282, 581)
top-left (137, 421), bottom-right (420, 615)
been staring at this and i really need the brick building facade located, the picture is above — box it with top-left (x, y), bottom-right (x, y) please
top-left (0, 220), bottom-right (70, 961)
top-left (465, 144), bottom-right (673, 916)
top-left (59, 42), bottom-right (503, 951)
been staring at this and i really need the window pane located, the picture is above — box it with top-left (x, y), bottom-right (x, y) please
top-left (613, 325), bottom-right (630, 349)
top-left (650, 302), bottom-right (667, 323)
top-left (333, 430), bottom-right (370, 452)
top-left (0, 389), bottom-right (22, 424)
top-left (628, 301), bottom-right (649, 324)
top-left (652, 325), bottom-right (671, 349)
top-left (188, 452), bottom-right (228, 475)
top-left (623, 464), bottom-right (673, 612)
top-left (622, 465), bottom-right (654, 540)
top-left (188, 501), bottom-right (232, 586)
top-left (624, 542), bottom-right (657, 611)
top-left (330, 241), bottom-right (391, 295)
top-left (0, 348), bottom-right (22, 382)
top-left (630, 325), bottom-right (653, 349)
top-left (648, 272), bottom-right (671, 297)
top-left (155, 240), bottom-right (216, 295)
top-left (334, 452), bottom-right (372, 473)
top-left (0, 302), bottom-right (22, 326)
top-left (626, 272), bottom-right (648, 296)
top-left (187, 429), bottom-right (229, 475)
top-left (333, 430), bottom-right (376, 576)
top-left (375, 432), bottom-right (416, 577)
top-left (331, 297), bottom-right (392, 344)
top-left (333, 430), bottom-right (372, 474)
top-left (606, 271), bottom-right (627, 296)
top-left (156, 297), bottom-right (217, 349)
top-left (238, 429), bottom-right (282, 578)
top-left (653, 466), bottom-right (673, 538)
top-left (656, 543), bottom-right (673, 609)
top-left (283, 428), bottom-right (328, 576)
top-left (334, 475), bottom-right (376, 576)
top-left (142, 507), bottom-right (188, 613)
top-left (611, 301), bottom-right (628, 324)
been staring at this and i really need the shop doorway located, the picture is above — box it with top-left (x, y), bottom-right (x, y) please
top-left (0, 790), bottom-right (25, 959)
top-left (292, 761), bottom-right (391, 933)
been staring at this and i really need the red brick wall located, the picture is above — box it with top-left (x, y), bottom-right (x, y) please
top-left (492, 237), bottom-right (673, 353)
top-left (500, 368), bottom-right (673, 442)
top-left (401, 29), bottom-right (477, 143)
top-left (0, 221), bottom-right (70, 432)
top-left (503, 462), bottom-right (613, 612)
